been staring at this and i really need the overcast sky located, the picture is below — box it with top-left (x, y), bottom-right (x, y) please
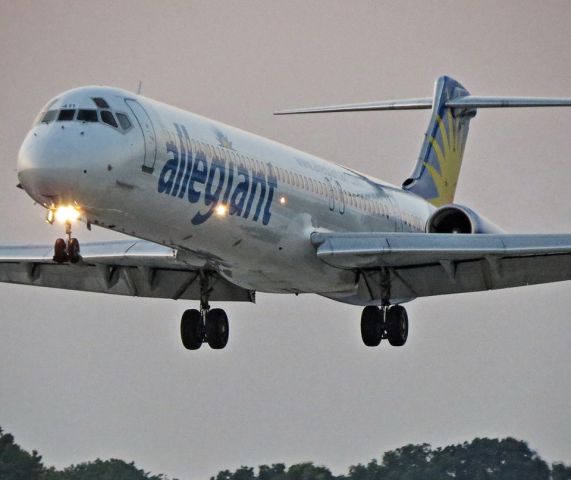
top-left (1, 1), bottom-right (571, 479)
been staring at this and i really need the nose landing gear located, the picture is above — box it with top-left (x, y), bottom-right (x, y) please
top-left (52, 221), bottom-right (81, 264)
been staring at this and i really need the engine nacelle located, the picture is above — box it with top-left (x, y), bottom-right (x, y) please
top-left (426, 204), bottom-right (502, 234)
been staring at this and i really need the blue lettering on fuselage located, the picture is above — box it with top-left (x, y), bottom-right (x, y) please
top-left (158, 123), bottom-right (277, 226)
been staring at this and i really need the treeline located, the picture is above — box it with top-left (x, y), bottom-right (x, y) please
top-left (1, 426), bottom-right (570, 480)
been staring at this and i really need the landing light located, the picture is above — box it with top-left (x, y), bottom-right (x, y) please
top-left (215, 204), bottom-right (228, 216)
top-left (279, 196), bottom-right (287, 205)
top-left (51, 205), bottom-right (81, 224)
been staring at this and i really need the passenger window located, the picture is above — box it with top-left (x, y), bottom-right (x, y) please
top-left (100, 110), bottom-right (118, 128)
top-left (58, 109), bottom-right (76, 121)
top-left (77, 109), bottom-right (98, 122)
top-left (116, 112), bottom-right (132, 130)
top-left (41, 110), bottom-right (57, 123)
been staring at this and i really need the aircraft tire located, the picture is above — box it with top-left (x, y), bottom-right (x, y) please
top-left (180, 309), bottom-right (203, 350)
top-left (206, 308), bottom-right (229, 349)
top-left (360, 306), bottom-right (383, 347)
top-left (386, 305), bottom-right (408, 347)
top-left (68, 238), bottom-right (81, 263)
top-left (53, 238), bottom-right (68, 263)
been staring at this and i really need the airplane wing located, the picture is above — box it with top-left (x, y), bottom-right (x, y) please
top-left (311, 232), bottom-right (571, 302)
top-left (0, 240), bottom-right (254, 302)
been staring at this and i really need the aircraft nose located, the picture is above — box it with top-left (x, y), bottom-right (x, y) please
top-left (17, 131), bottom-right (81, 204)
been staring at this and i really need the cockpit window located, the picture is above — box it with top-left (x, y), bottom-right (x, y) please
top-left (58, 109), bottom-right (76, 121)
top-left (77, 109), bottom-right (98, 122)
top-left (41, 110), bottom-right (57, 123)
top-left (116, 112), bottom-right (132, 130)
top-left (92, 97), bottom-right (110, 109)
top-left (100, 110), bottom-right (118, 128)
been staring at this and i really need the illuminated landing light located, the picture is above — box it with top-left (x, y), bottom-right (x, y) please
top-left (279, 196), bottom-right (287, 205)
top-left (53, 205), bottom-right (81, 224)
top-left (215, 204), bottom-right (228, 216)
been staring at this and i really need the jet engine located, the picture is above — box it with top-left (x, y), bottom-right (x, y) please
top-left (425, 204), bottom-right (502, 234)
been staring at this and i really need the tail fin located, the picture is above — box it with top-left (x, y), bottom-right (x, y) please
top-left (274, 75), bottom-right (571, 207)
top-left (402, 76), bottom-right (475, 206)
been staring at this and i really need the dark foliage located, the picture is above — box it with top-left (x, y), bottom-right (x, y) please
top-left (0, 427), bottom-right (44, 480)
top-left (1, 426), bottom-right (569, 480)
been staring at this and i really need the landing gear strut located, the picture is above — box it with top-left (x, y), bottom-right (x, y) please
top-left (180, 272), bottom-right (230, 350)
top-left (360, 305), bottom-right (409, 347)
top-left (53, 221), bottom-right (81, 263)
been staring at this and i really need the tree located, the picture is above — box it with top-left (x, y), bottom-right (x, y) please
top-left (552, 463), bottom-right (571, 480)
top-left (52, 458), bottom-right (166, 480)
top-left (258, 464), bottom-right (286, 480)
top-left (379, 443), bottom-right (435, 480)
top-left (345, 459), bottom-right (384, 480)
top-left (0, 427), bottom-right (44, 480)
top-left (433, 437), bottom-right (550, 480)
top-left (1, 425), bottom-right (569, 480)
top-left (286, 462), bottom-right (334, 480)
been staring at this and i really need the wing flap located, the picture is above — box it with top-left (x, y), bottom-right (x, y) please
top-left (312, 232), bottom-right (571, 301)
top-left (312, 232), bottom-right (571, 268)
top-left (0, 240), bottom-right (254, 302)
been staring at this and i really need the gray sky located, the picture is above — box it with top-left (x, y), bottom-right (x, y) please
top-left (1, 1), bottom-right (571, 479)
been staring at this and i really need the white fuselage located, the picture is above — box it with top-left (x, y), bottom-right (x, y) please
top-left (17, 86), bottom-right (435, 305)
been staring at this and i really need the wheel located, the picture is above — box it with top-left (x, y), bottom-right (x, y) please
top-left (68, 238), bottom-right (80, 263)
top-left (206, 308), bottom-right (229, 349)
top-left (386, 305), bottom-right (408, 347)
top-left (360, 306), bottom-right (383, 347)
top-left (180, 309), bottom-right (204, 350)
top-left (53, 238), bottom-right (68, 263)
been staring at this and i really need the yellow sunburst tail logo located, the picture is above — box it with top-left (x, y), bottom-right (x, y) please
top-left (402, 76), bottom-right (476, 207)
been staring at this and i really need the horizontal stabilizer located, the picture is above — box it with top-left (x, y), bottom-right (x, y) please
top-left (274, 98), bottom-right (432, 115)
top-left (445, 96), bottom-right (571, 109)
top-left (275, 96), bottom-right (571, 115)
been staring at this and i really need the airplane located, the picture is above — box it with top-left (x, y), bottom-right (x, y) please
top-left (6, 75), bottom-right (571, 350)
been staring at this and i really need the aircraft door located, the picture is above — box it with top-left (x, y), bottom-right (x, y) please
top-left (334, 180), bottom-right (345, 214)
top-left (325, 178), bottom-right (346, 214)
top-left (388, 195), bottom-right (403, 231)
top-left (125, 99), bottom-right (157, 173)
top-left (325, 178), bottom-right (335, 211)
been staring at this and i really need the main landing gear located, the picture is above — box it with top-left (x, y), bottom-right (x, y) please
top-left (180, 272), bottom-right (229, 350)
top-left (53, 221), bottom-right (81, 264)
top-left (180, 305), bottom-right (229, 350)
top-left (360, 305), bottom-right (408, 347)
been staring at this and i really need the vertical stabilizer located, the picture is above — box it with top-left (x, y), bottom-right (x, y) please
top-left (402, 76), bottom-right (476, 206)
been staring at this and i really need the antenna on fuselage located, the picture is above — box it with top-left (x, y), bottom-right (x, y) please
top-left (137, 80), bottom-right (143, 95)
